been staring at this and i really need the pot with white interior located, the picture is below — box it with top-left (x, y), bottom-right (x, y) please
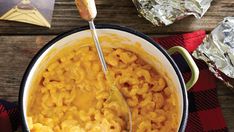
top-left (19, 24), bottom-right (199, 132)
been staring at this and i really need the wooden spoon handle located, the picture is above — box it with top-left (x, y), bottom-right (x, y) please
top-left (75, 0), bottom-right (97, 21)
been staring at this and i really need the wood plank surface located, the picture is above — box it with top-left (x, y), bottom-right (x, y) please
top-left (0, 0), bottom-right (234, 131)
top-left (0, 35), bottom-right (234, 130)
top-left (0, 0), bottom-right (234, 35)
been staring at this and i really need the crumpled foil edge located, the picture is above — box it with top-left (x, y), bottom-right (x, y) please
top-left (193, 17), bottom-right (234, 90)
top-left (132, 0), bottom-right (213, 26)
top-left (193, 37), bottom-right (234, 90)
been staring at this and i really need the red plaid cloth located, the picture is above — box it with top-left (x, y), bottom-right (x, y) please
top-left (0, 100), bottom-right (20, 132)
top-left (154, 30), bottom-right (228, 132)
top-left (0, 30), bottom-right (228, 132)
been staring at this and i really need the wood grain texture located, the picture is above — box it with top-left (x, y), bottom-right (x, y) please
top-left (0, 36), bottom-right (52, 101)
top-left (0, 0), bottom-right (234, 35)
top-left (0, 0), bottom-right (234, 130)
top-left (217, 81), bottom-right (234, 131)
top-left (0, 36), bottom-right (234, 130)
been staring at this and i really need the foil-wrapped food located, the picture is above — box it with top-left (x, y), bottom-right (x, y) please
top-left (132, 0), bottom-right (213, 26)
top-left (193, 17), bottom-right (234, 90)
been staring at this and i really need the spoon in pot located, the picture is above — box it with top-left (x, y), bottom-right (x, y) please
top-left (75, 0), bottom-right (132, 131)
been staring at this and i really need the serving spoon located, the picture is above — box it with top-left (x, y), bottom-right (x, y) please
top-left (75, 0), bottom-right (132, 131)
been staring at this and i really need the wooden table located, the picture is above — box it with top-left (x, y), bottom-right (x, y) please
top-left (0, 0), bottom-right (234, 131)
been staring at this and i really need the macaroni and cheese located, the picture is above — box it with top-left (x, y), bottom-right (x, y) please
top-left (27, 39), bottom-right (179, 132)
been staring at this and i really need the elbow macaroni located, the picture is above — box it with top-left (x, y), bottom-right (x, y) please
top-left (27, 45), bottom-right (179, 132)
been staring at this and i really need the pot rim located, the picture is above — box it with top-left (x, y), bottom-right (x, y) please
top-left (19, 24), bottom-right (188, 132)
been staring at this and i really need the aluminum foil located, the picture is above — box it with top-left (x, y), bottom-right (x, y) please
top-left (193, 17), bottom-right (234, 90)
top-left (132, 0), bottom-right (213, 26)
